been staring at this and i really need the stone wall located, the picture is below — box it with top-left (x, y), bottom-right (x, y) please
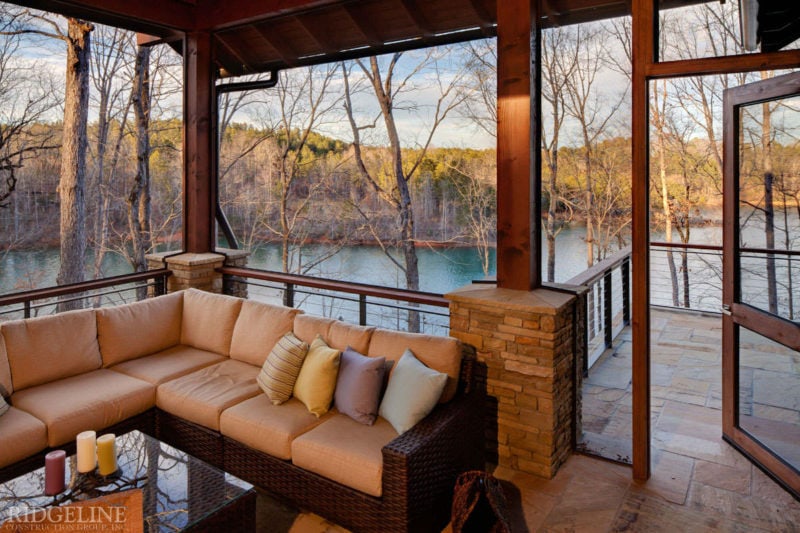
top-left (446, 284), bottom-right (577, 478)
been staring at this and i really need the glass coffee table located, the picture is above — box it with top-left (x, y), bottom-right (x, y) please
top-left (0, 430), bottom-right (255, 532)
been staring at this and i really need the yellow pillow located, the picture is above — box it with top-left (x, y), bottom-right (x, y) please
top-left (293, 335), bottom-right (341, 417)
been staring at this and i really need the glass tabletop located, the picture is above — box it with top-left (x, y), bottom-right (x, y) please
top-left (0, 430), bottom-right (254, 532)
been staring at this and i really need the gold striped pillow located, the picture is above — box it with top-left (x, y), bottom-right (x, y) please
top-left (0, 396), bottom-right (8, 418)
top-left (258, 332), bottom-right (309, 405)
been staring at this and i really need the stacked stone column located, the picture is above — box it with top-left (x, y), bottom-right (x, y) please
top-left (446, 284), bottom-right (576, 478)
top-left (146, 248), bottom-right (250, 295)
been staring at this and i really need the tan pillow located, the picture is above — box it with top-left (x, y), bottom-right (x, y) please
top-left (294, 335), bottom-right (341, 417)
top-left (0, 395), bottom-right (8, 418)
top-left (181, 289), bottom-right (243, 355)
top-left (368, 329), bottom-right (462, 403)
top-left (3, 309), bottom-right (102, 391)
top-left (230, 300), bottom-right (301, 366)
top-left (257, 332), bottom-right (309, 405)
top-left (97, 291), bottom-right (183, 366)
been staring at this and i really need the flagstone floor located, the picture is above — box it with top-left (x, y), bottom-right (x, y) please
top-left (266, 308), bottom-right (800, 532)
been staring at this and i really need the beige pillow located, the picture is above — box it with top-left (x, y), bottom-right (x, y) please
top-left (257, 332), bottom-right (309, 405)
top-left (181, 289), bottom-right (243, 355)
top-left (294, 335), bottom-right (341, 417)
top-left (230, 300), bottom-right (300, 366)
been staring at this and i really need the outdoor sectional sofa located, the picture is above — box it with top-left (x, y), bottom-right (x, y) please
top-left (0, 288), bottom-right (484, 532)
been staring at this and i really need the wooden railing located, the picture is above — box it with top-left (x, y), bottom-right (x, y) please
top-left (218, 266), bottom-right (450, 335)
top-left (560, 246), bottom-right (632, 371)
top-left (0, 269), bottom-right (172, 320)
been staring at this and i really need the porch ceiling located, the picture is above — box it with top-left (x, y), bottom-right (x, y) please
top-left (11, 0), bottom-right (643, 77)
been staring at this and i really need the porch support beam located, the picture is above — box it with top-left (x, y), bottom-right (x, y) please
top-left (496, 0), bottom-right (541, 291)
top-left (183, 31), bottom-right (217, 253)
top-left (631, 0), bottom-right (654, 481)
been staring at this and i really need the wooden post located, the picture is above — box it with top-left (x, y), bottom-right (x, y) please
top-left (631, 0), bottom-right (655, 482)
top-left (183, 31), bottom-right (216, 253)
top-left (496, 0), bottom-right (541, 291)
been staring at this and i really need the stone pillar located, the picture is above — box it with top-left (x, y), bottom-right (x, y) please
top-left (446, 284), bottom-right (577, 479)
top-left (216, 248), bottom-right (251, 298)
top-left (146, 252), bottom-right (225, 293)
top-left (146, 249), bottom-right (251, 295)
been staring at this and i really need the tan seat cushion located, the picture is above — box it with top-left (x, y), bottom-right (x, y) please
top-left (220, 396), bottom-right (331, 460)
top-left (181, 289), bottom-right (243, 355)
top-left (3, 309), bottom-right (102, 391)
top-left (368, 330), bottom-right (462, 403)
top-left (109, 345), bottom-right (225, 385)
top-left (293, 314), bottom-right (336, 345)
top-left (327, 322), bottom-right (375, 354)
top-left (157, 359), bottom-right (261, 431)
top-left (230, 300), bottom-right (301, 366)
top-left (291, 414), bottom-right (398, 497)
top-left (0, 407), bottom-right (48, 468)
top-left (0, 332), bottom-right (12, 395)
top-left (12, 369), bottom-right (155, 447)
top-left (97, 292), bottom-right (183, 367)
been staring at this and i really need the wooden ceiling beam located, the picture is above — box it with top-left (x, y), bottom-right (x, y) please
top-left (195, 0), bottom-right (340, 31)
top-left (8, 0), bottom-right (194, 32)
top-left (214, 35), bottom-right (257, 75)
top-left (466, 0), bottom-right (497, 32)
top-left (295, 14), bottom-right (334, 52)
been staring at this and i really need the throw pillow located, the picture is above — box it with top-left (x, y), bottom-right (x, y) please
top-left (294, 335), bottom-right (341, 417)
top-left (334, 347), bottom-right (386, 425)
top-left (0, 383), bottom-right (10, 417)
top-left (0, 396), bottom-right (8, 418)
top-left (379, 349), bottom-right (447, 435)
top-left (258, 332), bottom-right (309, 405)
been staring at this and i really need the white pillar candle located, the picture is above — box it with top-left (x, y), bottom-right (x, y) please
top-left (76, 430), bottom-right (97, 473)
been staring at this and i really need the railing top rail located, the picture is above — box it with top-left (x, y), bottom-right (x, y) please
top-left (566, 245), bottom-right (632, 287)
top-left (0, 269), bottom-right (172, 307)
top-left (651, 241), bottom-right (723, 251)
top-left (219, 266), bottom-right (450, 308)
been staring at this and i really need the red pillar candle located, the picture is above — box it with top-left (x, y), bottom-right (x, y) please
top-left (44, 450), bottom-right (66, 495)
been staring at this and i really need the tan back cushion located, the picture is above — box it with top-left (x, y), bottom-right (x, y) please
top-left (293, 314), bottom-right (336, 345)
top-left (230, 300), bottom-right (301, 366)
top-left (0, 332), bottom-right (12, 395)
top-left (181, 289), bottom-right (243, 356)
top-left (327, 322), bottom-right (375, 354)
top-left (368, 330), bottom-right (462, 403)
top-left (3, 309), bottom-right (102, 391)
top-left (97, 292), bottom-right (183, 367)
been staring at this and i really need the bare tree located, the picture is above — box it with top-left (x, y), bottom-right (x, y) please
top-left (562, 25), bottom-right (625, 266)
top-left (342, 50), bottom-right (465, 331)
top-left (0, 10), bottom-right (59, 211)
top-left (542, 27), bottom-right (579, 281)
top-left (128, 44), bottom-right (152, 286)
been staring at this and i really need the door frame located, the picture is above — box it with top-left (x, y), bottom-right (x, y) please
top-left (722, 72), bottom-right (800, 499)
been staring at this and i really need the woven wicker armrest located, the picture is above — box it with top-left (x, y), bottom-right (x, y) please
top-left (380, 382), bottom-right (485, 531)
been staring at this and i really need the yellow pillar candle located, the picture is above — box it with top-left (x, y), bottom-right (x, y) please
top-left (96, 433), bottom-right (117, 476)
top-left (76, 431), bottom-right (96, 473)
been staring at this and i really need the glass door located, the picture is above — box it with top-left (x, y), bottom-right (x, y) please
top-left (723, 72), bottom-right (800, 499)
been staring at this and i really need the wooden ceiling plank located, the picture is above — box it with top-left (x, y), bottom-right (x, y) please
top-left (295, 14), bottom-right (334, 52)
top-left (397, 0), bottom-right (435, 38)
top-left (466, 0), bottom-right (496, 28)
top-left (9, 0), bottom-right (194, 32)
top-left (215, 34), bottom-right (257, 74)
top-left (254, 25), bottom-right (299, 67)
top-left (342, 3), bottom-right (384, 47)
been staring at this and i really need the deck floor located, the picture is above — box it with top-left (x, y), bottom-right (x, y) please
top-left (266, 308), bottom-right (800, 532)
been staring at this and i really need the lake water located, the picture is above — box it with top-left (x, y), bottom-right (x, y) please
top-left (1, 213), bottom-right (796, 320)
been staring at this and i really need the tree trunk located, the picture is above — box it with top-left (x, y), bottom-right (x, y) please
top-left (546, 139), bottom-right (558, 282)
top-left (57, 18), bottom-right (92, 311)
top-left (128, 45), bottom-right (151, 300)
